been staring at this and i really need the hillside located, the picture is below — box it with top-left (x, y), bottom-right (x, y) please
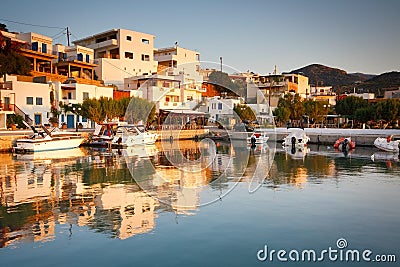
top-left (288, 64), bottom-right (374, 86)
top-left (357, 71), bottom-right (400, 94)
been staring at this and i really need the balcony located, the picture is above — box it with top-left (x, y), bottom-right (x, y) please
top-left (20, 46), bottom-right (57, 58)
top-left (155, 54), bottom-right (178, 63)
top-left (87, 39), bottom-right (118, 50)
top-left (0, 82), bottom-right (12, 90)
top-left (57, 55), bottom-right (98, 66)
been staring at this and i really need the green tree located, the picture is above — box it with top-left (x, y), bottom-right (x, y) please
top-left (233, 104), bottom-right (256, 121)
top-left (81, 98), bottom-right (104, 123)
top-left (375, 99), bottom-right (399, 124)
top-left (354, 106), bottom-right (374, 124)
top-left (303, 100), bottom-right (327, 126)
top-left (0, 29), bottom-right (31, 80)
top-left (335, 96), bottom-right (367, 118)
top-left (273, 104), bottom-right (290, 127)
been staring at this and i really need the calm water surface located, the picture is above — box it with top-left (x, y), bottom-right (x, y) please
top-left (0, 141), bottom-right (399, 266)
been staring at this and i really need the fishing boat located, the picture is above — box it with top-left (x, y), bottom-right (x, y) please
top-left (88, 122), bottom-right (158, 147)
top-left (13, 126), bottom-right (85, 153)
top-left (334, 137), bottom-right (356, 151)
top-left (282, 128), bottom-right (310, 147)
top-left (374, 135), bottom-right (400, 152)
top-left (247, 129), bottom-right (269, 145)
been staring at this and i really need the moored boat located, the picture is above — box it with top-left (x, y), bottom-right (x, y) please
top-left (374, 135), bottom-right (400, 152)
top-left (282, 128), bottom-right (310, 147)
top-left (334, 137), bottom-right (356, 152)
top-left (87, 122), bottom-right (159, 147)
top-left (247, 129), bottom-right (269, 145)
top-left (13, 126), bottom-right (85, 153)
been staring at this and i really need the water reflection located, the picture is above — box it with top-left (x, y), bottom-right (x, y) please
top-left (0, 141), bottom-right (399, 248)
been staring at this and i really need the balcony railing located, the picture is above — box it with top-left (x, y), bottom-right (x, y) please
top-left (0, 104), bottom-right (33, 124)
top-left (21, 46), bottom-right (57, 56)
top-left (57, 55), bottom-right (98, 65)
top-left (0, 82), bottom-right (13, 90)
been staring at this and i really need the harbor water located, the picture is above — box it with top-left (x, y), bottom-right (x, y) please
top-left (0, 140), bottom-right (399, 266)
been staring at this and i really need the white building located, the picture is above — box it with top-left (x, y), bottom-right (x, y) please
top-left (207, 96), bottom-right (242, 125)
top-left (0, 75), bottom-right (113, 129)
top-left (124, 46), bottom-right (204, 112)
top-left (54, 82), bottom-right (114, 128)
top-left (73, 28), bottom-right (158, 88)
top-left (0, 75), bottom-right (51, 128)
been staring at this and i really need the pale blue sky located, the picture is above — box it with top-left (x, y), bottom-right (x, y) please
top-left (2, 0), bottom-right (399, 75)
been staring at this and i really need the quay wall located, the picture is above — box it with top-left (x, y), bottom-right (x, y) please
top-left (266, 128), bottom-right (400, 146)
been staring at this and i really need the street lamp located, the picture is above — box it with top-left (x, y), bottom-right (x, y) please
top-left (323, 104), bottom-right (331, 128)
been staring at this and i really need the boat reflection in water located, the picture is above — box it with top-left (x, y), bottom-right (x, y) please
top-left (1, 141), bottom-right (397, 248)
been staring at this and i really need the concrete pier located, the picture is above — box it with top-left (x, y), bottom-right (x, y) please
top-left (264, 128), bottom-right (400, 146)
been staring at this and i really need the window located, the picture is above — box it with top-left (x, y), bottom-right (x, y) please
top-left (77, 53), bottom-right (83, 61)
top-left (126, 36), bottom-right (132, 41)
top-left (141, 54), bottom-right (150, 61)
top-left (68, 92), bottom-right (72, 99)
top-left (32, 42), bottom-right (38, 51)
top-left (196, 54), bottom-right (200, 61)
top-left (218, 103), bottom-right (222, 110)
top-left (26, 97), bottom-right (33, 105)
top-left (42, 43), bottom-right (47, 53)
top-left (212, 103), bottom-right (216, 109)
top-left (36, 97), bottom-right (43, 105)
top-left (125, 52), bottom-right (133, 59)
top-left (83, 92), bottom-right (89, 100)
top-left (86, 54), bottom-right (90, 63)
top-left (82, 117), bottom-right (87, 122)
top-left (142, 39), bottom-right (149, 44)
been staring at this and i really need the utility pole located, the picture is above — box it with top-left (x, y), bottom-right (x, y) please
top-left (66, 26), bottom-right (71, 46)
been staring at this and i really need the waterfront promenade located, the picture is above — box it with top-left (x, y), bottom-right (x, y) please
top-left (1, 127), bottom-right (400, 152)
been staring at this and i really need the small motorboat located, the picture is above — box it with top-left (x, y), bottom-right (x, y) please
top-left (334, 137), bottom-right (356, 152)
top-left (247, 130), bottom-right (269, 145)
top-left (88, 122), bottom-right (159, 147)
top-left (374, 135), bottom-right (400, 152)
top-left (282, 128), bottom-right (310, 147)
top-left (13, 125), bottom-right (85, 153)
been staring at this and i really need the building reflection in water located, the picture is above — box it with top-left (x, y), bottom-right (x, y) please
top-left (0, 141), bottom-right (348, 248)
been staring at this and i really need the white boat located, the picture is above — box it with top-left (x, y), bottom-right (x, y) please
top-left (89, 123), bottom-right (159, 147)
top-left (247, 129), bottom-right (269, 145)
top-left (13, 126), bottom-right (85, 153)
top-left (374, 136), bottom-right (400, 152)
top-left (282, 128), bottom-right (310, 147)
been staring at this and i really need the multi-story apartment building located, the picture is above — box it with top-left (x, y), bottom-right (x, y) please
top-left (0, 30), bottom-right (112, 129)
top-left (248, 73), bottom-right (310, 109)
top-left (73, 28), bottom-right (158, 88)
top-left (309, 86), bottom-right (336, 106)
top-left (124, 46), bottom-right (204, 112)
top-left (0, 30), bottom-right (101, 86)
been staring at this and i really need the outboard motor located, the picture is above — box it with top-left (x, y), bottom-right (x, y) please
top-left (251, 136), bottom-right (256, 148)
top-left (291, 136), bottom-right (297, 150)
top-left (342, 138), bottom-right (349, 152)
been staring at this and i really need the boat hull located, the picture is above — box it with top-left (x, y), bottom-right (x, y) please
top-left (374, 138), bottom-right (400, 152)
top-left (14, 137), bottom-right (85, 153)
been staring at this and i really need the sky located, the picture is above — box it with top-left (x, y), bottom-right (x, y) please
top-left (2, 0), bottom-right (400, 75)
